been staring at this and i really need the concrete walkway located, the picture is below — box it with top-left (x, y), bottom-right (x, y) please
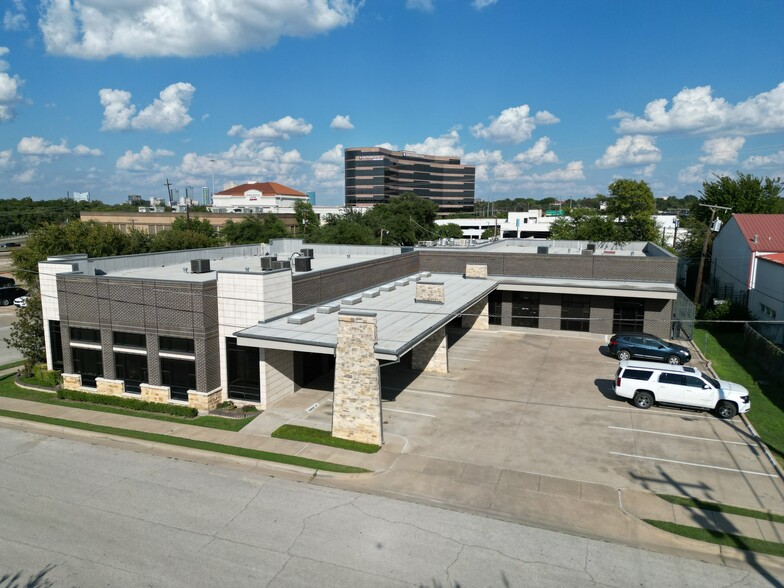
top-left (0, 389), bottom-right (783, 578)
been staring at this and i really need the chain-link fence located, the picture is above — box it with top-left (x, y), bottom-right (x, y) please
top-left (672, 287), bottom-right (696, 340)
top-left (743, 324), bottom-right (784, 385)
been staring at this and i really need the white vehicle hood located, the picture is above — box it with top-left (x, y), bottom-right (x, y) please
top-left (719, 380), bottom-right (749, 396)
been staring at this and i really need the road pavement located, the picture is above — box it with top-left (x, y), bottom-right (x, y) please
top-left (0, 427), bottom-right (777, 587)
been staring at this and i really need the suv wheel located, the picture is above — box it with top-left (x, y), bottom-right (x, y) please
top-left (0, 299), bottom-right (9, 306)
top-left (716, 401), bottom-right (737, 419)
top-left (633, 391), bottom-right (654, 410)
top-left (666, 355), bottom-right (682, 365)
top-left (617, 349), bottom-right (631, 361)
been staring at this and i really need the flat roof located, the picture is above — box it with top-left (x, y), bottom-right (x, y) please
top-left (235, 272), bottom-right (496, 360)
top-left (494, 276), bottom-right (678, 300)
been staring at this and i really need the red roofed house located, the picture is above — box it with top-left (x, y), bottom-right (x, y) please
top-left (210, 181), bottom-right (309, 213)
top-left (710, 214), bottom-right (784, 343)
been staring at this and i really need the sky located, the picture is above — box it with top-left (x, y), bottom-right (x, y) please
top-left (1, 0), bottom-right (783, 206)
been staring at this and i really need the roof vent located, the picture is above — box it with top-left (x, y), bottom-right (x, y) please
top-left (190, 259), bottom-right (211, 274)
top-left (288, 312), bottom-right (315, 325)
top-left (260, 256), bottom-right (276, 270)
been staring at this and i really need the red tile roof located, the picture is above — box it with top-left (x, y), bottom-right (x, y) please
top-left (732, 214), bottom-right (784, 252)
top-left (760, 252), bottom-right (784, 266)
top-left (215, 181), bottom-right (307, 197)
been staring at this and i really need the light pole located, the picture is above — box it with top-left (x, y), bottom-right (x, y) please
top-left (694, 203), bottom-right (732, 306)
top-left (209, 159), bottom-right (216, 206)
top-left (379, 229), bottom-right (388, 245)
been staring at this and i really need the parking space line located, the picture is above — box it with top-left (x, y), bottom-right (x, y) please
top-left (449, 357), bottom-right (481, 362)
top-left (384, 408), bottom-right (436, 418)
top-left (609, 426), bottom-right (755, 446)
top-left (381, 387), bottom-right (451, 397)
top-left (452, 346), bottom-right (486, 352)
top-left (606, 405), bottom-right (717, 420)
top-left (610, 452), bottom-right (778, 477)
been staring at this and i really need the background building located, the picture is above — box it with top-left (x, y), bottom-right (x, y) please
top-left (345, 147), bottom-right (475, 216)
top-left (72, 192), bottom-right (90, 202)
top-left (210, 181), bottom-right (309, 214)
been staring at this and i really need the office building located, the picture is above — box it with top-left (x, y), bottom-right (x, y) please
top-left (345, 147), bottom-right (475, 216)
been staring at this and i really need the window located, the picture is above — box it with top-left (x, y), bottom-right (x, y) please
top-left (160, 357), bottom-right (195, 401)
top-left (226, 338), bottom-right (260, 403)
top-left (488, 291), bottom-right (503, 325)
top-left (613, 299), bottom-right (644, 333)
top-left (71, 347), bottom-right (103, 387)
top-left (511, 292), bottom-right (539, 328)
top-left (621, 369), bottom-right (653, 381)
top-left (659, 373), bottom-right (686, 386)
top-left (115, 353), bottom-right (148, 394)
top-left (685, 375), bottom-right (707, 388)
top-left (71, 327), bottom-right (101, 344)
top-left (561, 295), bottom-right (590, 332)
top-left (159, 336), bottom-right (195, 354)
top-left (114, 331), bottom-right (146, 348)
top-left (49, 321), bottom-right (63, 372)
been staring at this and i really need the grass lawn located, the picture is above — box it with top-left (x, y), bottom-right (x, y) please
top-left (693, 327), bottom-right (784, 468)
top-left (272, 424), bottom-right (381, 453)
top-left (657, 493), bottom-right (784, 524)
top-left (0, 374), bottom-right (255, 432)
top-left (0, 407), bottom-right (368, 474)
top-left (0, 360), bottom-right (24, 371)
top-left (645, 520), bottom-right (784, 558)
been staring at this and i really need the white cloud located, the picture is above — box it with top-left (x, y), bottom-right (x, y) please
top-left (513, 137), bottom-right (559, 166)
top-left (100, 83), bottom-right (195, 133)
top-left (633, 164), bottom-right (657, 178)
top-left (678, 164), bottom-right (705, 184)
top-left (615, 83), bottom-right (784, 135)
top-left (375, 142), bottom-right (399, 151)
top-left (699, 136), bottom-right (745, 164)
top-left (529, 161), bottom-right (584, 182)
top-left (17, 136), bottom-right (101, 157)
top-left (744, 150), bottom-right (784, 168)
top-left (463, 149), bottom-right (503, 181)
top-left (0, 149), bottom-right (13, 170)
top-left (330, 114), bottom-right (354, 130)
top-left (472, 0), bottom-right (498, 8)
top-left (3, 0), bottom-right (27, 31)
top-left (595, 135), bottom-right (661, 168)
top-left (471, 105), bottom-right (559, 144)
top-left (319, 144), bottom-right (344, 164)
top-left (311, 143), bottom-right (345, 189)
top-left (12, 167), bottom-right (37, 183)
top-left (404, 130), bottom-right (463, 156)
top-left (40, 0), bottom-right (361, 59)
top-left (406, 0), bottom-right (434, 12)
top-left (228, 116), bottom-right (313, 140)
top-left (0, 47), bottom-right (23, 122)
top-left (117, 146), bottom-right (175, 171)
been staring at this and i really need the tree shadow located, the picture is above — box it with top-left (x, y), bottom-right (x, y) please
top-left (0, 565), bottom-right (55, 588)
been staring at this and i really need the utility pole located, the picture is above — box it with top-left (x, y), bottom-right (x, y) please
top-left (164, 178), bottom-right (173, 209)
top-left (694, 204), bottom-right (732, 306)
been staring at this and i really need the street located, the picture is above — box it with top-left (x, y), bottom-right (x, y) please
top-left (0, 427), bottom-right (775, 587)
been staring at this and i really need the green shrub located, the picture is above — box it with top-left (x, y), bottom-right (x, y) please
top-left (698, 301), bottom-right (752, 332)
top-left (241, 405), bottom-right (258, 413)
top-left (56, 389), bottom-right (197, 418)
top-left (216, 400), bottom-right (236, 410)
top-left (32, 364), bottom-right (61, 387)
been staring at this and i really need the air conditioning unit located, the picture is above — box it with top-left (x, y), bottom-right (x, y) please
top-left (537, 246), bottom-right (549, 254)
top-left (300, 248), bottom-right (314, 258)
top-left (587, 243), bottom-right (596, 251)
top-left (581, 249), bottom-right (594, 256)
top-left (190, 259), bottom-right (211, 274)
top-left (272, 260), bottom-right (291, 270)
top-left (260, 256), bottom-right (276, 270)
top-left (294, 257), bottom-right (312, 272)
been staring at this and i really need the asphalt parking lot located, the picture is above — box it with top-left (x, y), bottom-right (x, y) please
top-left (289, 327), bottom-right (784, 514)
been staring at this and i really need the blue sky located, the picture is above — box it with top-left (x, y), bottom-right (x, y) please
top-left (1, 0), bottom-right (783, 206)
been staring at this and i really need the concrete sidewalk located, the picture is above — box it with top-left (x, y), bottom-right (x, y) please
top-left (0, 391), bottom-right (783, 578)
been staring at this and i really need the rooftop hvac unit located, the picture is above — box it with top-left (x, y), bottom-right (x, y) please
top-left (294, 256), bottom-right (312, 272)
top-left (190, 259), bottom-right (211, 274)
top-left (537, 246), bottom-right (549, 254)
top-left (587, 243), bottom-right (596, 251)
top-left (581, 249), bottom-right (594, 256)
top-left (300, 248), bottom-right (314, 258)
top-left (260, 256), bottom-right (276, 270)
top-left (272, 260), bottom-right (291, 270)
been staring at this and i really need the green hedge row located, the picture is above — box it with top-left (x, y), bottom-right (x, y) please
top-left (56, 389), bottom-right (198, 418)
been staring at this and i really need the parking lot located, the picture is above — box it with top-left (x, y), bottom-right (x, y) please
top-left (288, 327), bottom-right (784, 514)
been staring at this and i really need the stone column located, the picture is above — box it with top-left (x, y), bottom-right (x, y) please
top-left (332, 311), bottom-right (382, 446)
top-left (412, 326), bottom-right (448, 373)
top-left (462, 297), bottom-right (489, 330)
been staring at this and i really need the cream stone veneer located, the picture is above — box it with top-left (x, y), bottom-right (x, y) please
top-left (415, 281), bottom-right (445, 304)
top-left (332, 312), bottom-right (382, 446)
top-left (411, 326), bottom-right (449, 373)
top-left (96, 378), bottom-right (124, 396)
top-left (61, 373), bottom-right (82, 390)
top-left (466, 264), bottom-right (488, 279)
top-left (461, 297), bottom-right (489, 330)
top-left (188, 388), bottom-right (222, 412)
top-left (141, 383), bottom-right (170, 404)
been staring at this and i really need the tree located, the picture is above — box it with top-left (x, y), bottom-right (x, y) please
top-left (4, 292), bottom-right (45, 377)
top-left (549, 209), bottom-right (618, 242)
top-left (435, 223), bottom-right (464, 239)
top-left (363, 193), bottom-right (438, 245)
top-left (605, 179), bottom-right (658, 242)
top-left (294, 200), bottom-right (320, 240)
top-left (316, 213), bottom-right (376, 245)
top-left (170, 216), bottom-right (219, 240)
top-left (695, 173), bottom-right (784, 224)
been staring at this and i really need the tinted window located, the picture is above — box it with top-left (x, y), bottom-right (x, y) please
top-left (71, 346), bottom-right (103, 387)
top-left (684, 376), bottom-right (706, 388)
top-left (71, 327), bottom-right (101, 343)
top-left (622, 369), bottom-right (653, 381)
top-left (115, 352), bottom-right (148, 394)
top-left (159, 336), bottom-right (194, 354)
top-left (160, 357), bottom-right (195, 400)
top-left (114, 331), bottom-right (146, 348)
top-left (659, 373), bottom-right (686, 385)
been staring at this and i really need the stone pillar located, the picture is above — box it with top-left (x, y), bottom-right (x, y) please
top-left (412, 326), bottom-right (448, 373)
top-left (141, 383), bottom-right (170, 404)
top-left (332, 311), bottom-right (382, 446)
top-left (466, 264), bottom-right (488, 279)
top-left (415, 281), bottom-right (445, 304)
top-left (61, 373), bottom-right (81, 390)
top-left (96, 378), bottom-right (124, 396)
top-left (462, 297), bottom-right (489, 330)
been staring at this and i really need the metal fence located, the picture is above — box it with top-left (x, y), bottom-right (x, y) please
top-left (743, 324), bottom-right (784, 385)
top-left (672, 288), bottom-right (696, 340)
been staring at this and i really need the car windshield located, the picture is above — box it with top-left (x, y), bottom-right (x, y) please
top-left (702, 373), bottom-right (720, 388)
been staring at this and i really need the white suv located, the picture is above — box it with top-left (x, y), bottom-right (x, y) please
top-left (613, 360), bottom-right (750, 419)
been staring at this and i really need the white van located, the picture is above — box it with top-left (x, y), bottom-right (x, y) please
top-left (613, 360), bottom-right (750, 419)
